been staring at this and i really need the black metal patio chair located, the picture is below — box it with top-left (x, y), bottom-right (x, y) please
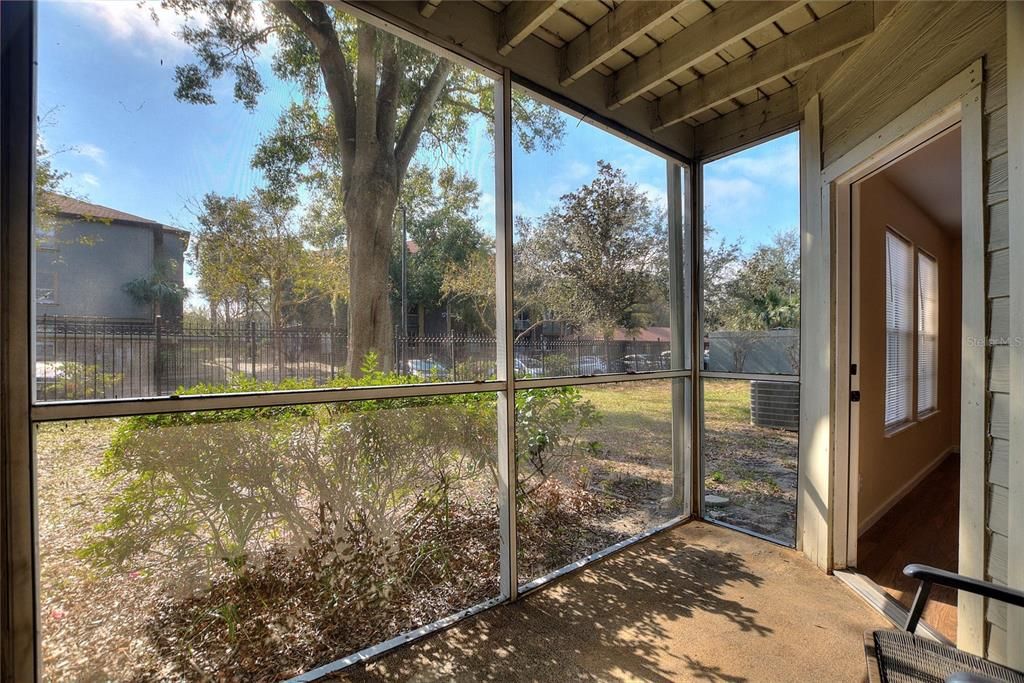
top-left (865, 564), bottom-right (1024, 683)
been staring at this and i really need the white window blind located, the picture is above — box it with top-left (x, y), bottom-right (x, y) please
top-left (885, 230), bottom-right (913, 427)
top-left (917, 251), bottom-right (938, 414)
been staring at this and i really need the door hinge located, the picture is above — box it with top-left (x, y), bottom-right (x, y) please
top-left (850, 363), bottom-right (858, 376)
top-left (851, 390), bottom-right (861, 402)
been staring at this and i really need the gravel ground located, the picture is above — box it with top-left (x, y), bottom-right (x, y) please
top-left (36, 420), bottom-right (173, 682)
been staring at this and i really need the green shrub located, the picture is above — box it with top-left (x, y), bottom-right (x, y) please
top-left (515, 386), bottom-right (601, 498)
top-left (83, 370), bottom-right (599, 587)
top-left (51, 362), bottom-right (122, 400)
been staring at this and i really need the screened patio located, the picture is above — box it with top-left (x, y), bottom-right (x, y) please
top-left (1, 0), bottom-right (1020, 680)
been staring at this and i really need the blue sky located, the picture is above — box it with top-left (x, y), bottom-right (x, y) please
top-left (38, 2), bottom-right (799, 299)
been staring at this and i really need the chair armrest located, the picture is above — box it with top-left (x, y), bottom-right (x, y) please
top-left (904, 564), bottom-right (1024, 608)
top-left (902, 564), bottom-right (1024, 634)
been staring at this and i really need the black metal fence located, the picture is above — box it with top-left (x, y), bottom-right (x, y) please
top-left (35, 315), bottom-right (673, 400)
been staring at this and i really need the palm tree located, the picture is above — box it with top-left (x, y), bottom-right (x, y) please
top-left (122, 260), bottom-right (189, 321)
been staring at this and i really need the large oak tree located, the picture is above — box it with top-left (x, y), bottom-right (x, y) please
top-left (162, 1), bottom-right (561, 374)
top-left (516, 161), bottom-right (664, 341)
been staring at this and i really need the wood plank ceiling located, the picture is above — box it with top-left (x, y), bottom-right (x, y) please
top-left (360, 0), bottom-right (889, 158)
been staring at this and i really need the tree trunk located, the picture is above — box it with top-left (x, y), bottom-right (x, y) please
top-left (345, 173), bottom-right (398, 376)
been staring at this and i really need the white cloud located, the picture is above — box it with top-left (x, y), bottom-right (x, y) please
top-left (713, 143), bottom-right (800, 188)
top-left (703, 176), bottom-right (764, 211)
top-left (699, 136), bottom-right (800, 242)
top-left (62, 1), bottom-right (277, 63)
top-left (564, 160), bottom-right (591, 181)
top-left (74, 143), bottom-right (107, 167)
top-left (702, 176), bottom-right (767, 237)
top-left (614, 151), bottom-right (660, 177)
top-left (79, 173), bottom-right (101, 188)
top-left (63, 1), bottom-right (193, 56)
top-left (637, 182), bottom-right (668, 213)
top-left (476, 192), bottom-right (496, 226)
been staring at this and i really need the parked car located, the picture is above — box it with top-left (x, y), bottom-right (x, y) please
top-left (402, 358), bottom-right (450, 380)
top-left (579, 355), bottom-right (607, 374)
top-left (513, 357), bottom-right (543, 378)
top-left (619, 353), bottom-right (655, 372)
top-left (660, 350), bottom-right (672, 369)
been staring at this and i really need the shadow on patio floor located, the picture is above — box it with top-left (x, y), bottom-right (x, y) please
top-left (338, 521), bottom-right (885, 682)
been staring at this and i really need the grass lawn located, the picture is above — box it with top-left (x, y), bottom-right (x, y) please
top-left (577, 378), bottom-right (797, 545)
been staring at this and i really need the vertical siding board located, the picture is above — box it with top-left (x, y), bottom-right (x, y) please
top-left (798, 93), bottom-right (830, 569)
top-left (989, 347), bottom-right (1009, 393)
top-left (991, 298), bottom-right (1010, 340)
top-left (990, 437), bottom-right (1009, 488)
top-left (989, 201), bottom-right (1009, 252)
top-left (1004, 0), bottom-right (1024, 667)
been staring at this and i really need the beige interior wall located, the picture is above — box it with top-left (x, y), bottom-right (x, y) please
top-left (855, 173), bottom-right (961, 533)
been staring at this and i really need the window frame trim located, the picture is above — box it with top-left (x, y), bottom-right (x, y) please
top-left (883, 226), bottom-right (915, 429)
top-left (882, 227), bottom-right (942, 432)
top-left (915, 247), bottom-right (939, 416)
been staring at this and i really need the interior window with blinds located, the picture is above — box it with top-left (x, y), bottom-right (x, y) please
top-left (885, 230), bottom-right (914, 427)
top-left (917, 251), bottom-right (938, 414)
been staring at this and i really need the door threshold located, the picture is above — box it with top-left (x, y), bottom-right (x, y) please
top-left (834, 569), bottom-right (953, 646)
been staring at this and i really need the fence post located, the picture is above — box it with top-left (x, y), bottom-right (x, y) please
top-left (395, 325), bottom-right (401, 374)
top-left (330, 325), bottom-right (336, 380)
top-left (249, 320), bottom-right (257, 379)
top-left (154, 314), bottom-right (163, 395)
top-left (577, 335), bottom-right (581, 375)
top-left (450, 335), bottom-right (456, 382)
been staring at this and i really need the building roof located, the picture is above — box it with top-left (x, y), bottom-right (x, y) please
top-left (46, 192), bottom-right (189, 236)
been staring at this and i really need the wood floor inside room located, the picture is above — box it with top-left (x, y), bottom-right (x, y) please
top-left (857, 454), bottom-right (959, 643)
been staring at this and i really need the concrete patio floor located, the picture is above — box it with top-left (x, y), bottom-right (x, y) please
top-left (339, 521), bottom-right (888, 682)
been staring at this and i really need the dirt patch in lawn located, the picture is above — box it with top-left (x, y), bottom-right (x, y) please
top-left (702, 379), bottom-right (798, 545)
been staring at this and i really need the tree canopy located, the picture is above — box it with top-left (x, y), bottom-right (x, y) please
top-left (515, 161), bottom-right (665, 340)
top-left (162, 0), bottom-right (563, 373)
top-left (191, 190), bottom-right (313, 331)
top-left (702, 230), bottom-right (800, 333)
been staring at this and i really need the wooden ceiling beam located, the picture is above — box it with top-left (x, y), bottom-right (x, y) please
top-left (693, 87), bottom-right (800, 159)
top-left (561, 1), bottom-right (695, 87)
top-left (419, 0), bottom-right (442, 19)
top-left (498, 0), bottom-right (567, 56)
top-left (653, 2), bottom-right (876, 131)
top-left (610, 0), bottom-right (803, 109)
